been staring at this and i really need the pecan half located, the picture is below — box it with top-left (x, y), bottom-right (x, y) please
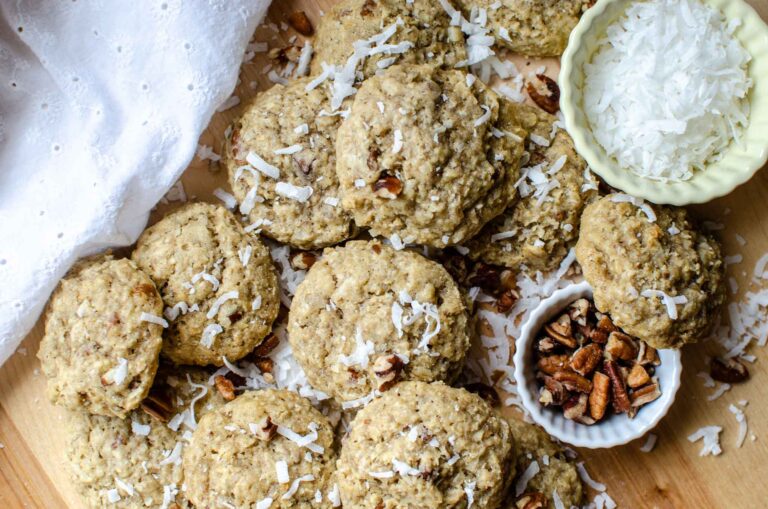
top-left (544, 314), bottom-right (577, 348)
top-left (710, 357), bottom-right (749, 384)
top-left (463, 382), bottom-right (501, 407)
top-left (605, 331), bottom-right (638, 361)
top-left (373, 354), bottom-right (405, 391)
top-left (589, 372), bottom-right (611, 421)
top-left (252, 416), bottom-right (277, 441)
top-left (373, 175), bottom-right (403, 199)
top-left (214, 375), bottom-right (236, 401)
top-left (253, 357), bottom-right (274, 374)
top-left (603, 360), bottom-right (630, 413)
top-left (287, 11), bottom-right (313, 36)
top-left (537, 354), bottom-right (569, 375)
top-left (526, 74), bottom-right (560, 114)
top-left (516, 492), bottom-right (547, 509)
top-left (570, 343), bottom-right (603, 376)
top-left (630, 383), bottom-right (661, 407)
top-left (553, 370), bottom-right (593, 393)
top-left (627, 364), bottom-right (651, 389)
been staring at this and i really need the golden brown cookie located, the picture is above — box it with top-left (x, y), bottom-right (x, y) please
top-left (38, 254), bottom-right (163, 418)
top-left (132, 203), bottom-right (279, 366)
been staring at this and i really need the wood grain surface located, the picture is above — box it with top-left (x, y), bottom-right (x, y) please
top-left (1, 1), bottom-right (767, 507)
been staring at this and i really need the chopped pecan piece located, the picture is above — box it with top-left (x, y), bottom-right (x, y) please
top-left (563, 393), bottom-right (592, 423)
top-left (627, 364), bottom-right (651, 389)
top-left (553, 370), bottom-right (593, 393)
top-left (589, 372), bottom-right (611, 421)
top-left (516, 492), bottom-right (547, 509)
top-left (141, 388), bottom-right (174, 423)
top-left (710, 357), bottom-right (749, 384)
top-left (603, 360), bottom-right (631, 413)
top-left (595, 314), bottom-right (619, 333)
top-left (526, 74), bottom-right (560, 114)
top-left (464, 382), bottom-right (500, 407)
top-left (360, 0), bottom-right (377, 16)
top-left (291, 251), bottom-right (317, 270)
top-left (252, 416), bottom-right (277, 441)
top-left (252, 333), bottom-right (280, 357)
top-left (373, 354), bottom-right (405, 391)
top-left (287, 11), bottom-right (313, 36)
top-left (570, 343), bottom-right (603, 376)
top-left (540, 376), bottom-right (569, 406)
top-left (496, 289), bottom-right (520, 313)
top-left (605, 331), bottom-right (638, 361)
top-left (537, 354), bottom-right (569, 376)
top-left (214, 375), bottom-right (236, 401)
top-left (544, 314), bottom-right (577, 348)
top-left (567, 298), bottom-right (591, 326)
top-left (630, 383), bottom-right (661, 407)
top-left (536, 337), bottom-right (558, 354)
top-left (588, 327), bottom-right (609, 344)
top-left (253, 356), bottom-right (274, 374)
top-left (373, 175), bottom-right (404, 199)
top-left (468, 263), bottom-right (502, 294)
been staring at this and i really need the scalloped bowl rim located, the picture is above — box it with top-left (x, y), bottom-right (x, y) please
top-left (560, 0), bottom-right (768, 205)
top-left (513, 281), bottom-right (683, 449)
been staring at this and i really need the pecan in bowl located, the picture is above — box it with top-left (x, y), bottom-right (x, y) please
top-left (512, 281), bottom-right (682, 448)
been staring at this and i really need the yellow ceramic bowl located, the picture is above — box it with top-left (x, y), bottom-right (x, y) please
top-left (560, 0), bottom-right (768, 205)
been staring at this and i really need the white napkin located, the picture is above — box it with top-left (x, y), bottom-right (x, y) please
top-left (0, 0), bottom-right (271, 365)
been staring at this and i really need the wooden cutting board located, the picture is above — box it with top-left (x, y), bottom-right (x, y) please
top-left (2, 1), bottom-right (768, 507)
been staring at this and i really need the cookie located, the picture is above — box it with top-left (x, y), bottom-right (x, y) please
top-left (38, 255), bottom-right (163, 418)
top-left (225, 77), bottom-right (355, 249)
top-left (311, 0), bottom-right (467, 79)
top-left (576, 195), bottom-right (726, 349)
top-left (468, 103), bottom-right (597, 272)
top-left (287, 240), bottom-right (471, 403)
top-left (183, 389), bottom-right (337, 508)
top-left (66, 366), bottom-right (228, 508)
top-left (132, 203), bottom-right (280, 366)
top-left (504, 417), bottom-right (584, 509)
top-left (455, 0), bottom-right (588, 57)
top-left (337, 381), bottom-right (515, 509)
top-left (336, 64), bottom-right (526, 247)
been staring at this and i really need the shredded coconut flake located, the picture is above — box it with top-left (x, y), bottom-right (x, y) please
top-left (610, 193), bottom-right (657, 222)
top-left (688, 426), bottom-right (723, 456)
top-left (641, 289), bottom-right (687, 319)
top-left (206, 291), bottom-right (239, 319)
top-left (282, 474), bottom-right (314, 499)
top-left (729, 404), bottom-right (748, 447)
top-left (577, 462), bottom-right (606, 492)
top-left (277, 422), bottom-right (324, 454)
top-left (275, 182), bottom-right (313, 202)
top-left (246, 151), bottom-right (280, 179)
top-left (275, 460), bottom-right (290, 483)
top-left (584, 0), bottom-right (752, 182)
top-left (640, 433), bottom-right (658, 452)
top-left (140, 312), bottom-right (168, 328)
top-left (515, 460), bottom-right (540, 496)
top-left (200, 323), bottom-right (223, 348)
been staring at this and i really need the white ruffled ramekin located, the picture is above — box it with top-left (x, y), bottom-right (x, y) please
top-left (513, 281), bottom-right (682, 448)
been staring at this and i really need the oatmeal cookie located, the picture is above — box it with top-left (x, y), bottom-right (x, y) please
top-left (337, 381), bottom-right (515, 509)
top-left (183, 389), bottom-right (337, 508)
top-left (311, 0), bottom-right (467, 79)
top-left (576, 196), bottom-right (726, 349)
top-left (336, 64), bottom-right (526, 247)
top-left (132, 203), bottom-right (279, 366)
top-left (468, 103), bottom-right (596, 272)
top-left (287, 240), bottom-right (471, 402)
top-left (504, 417), bottom-right (584, 509)
top-left (66, 366), bottom-right (227, 509)
top-left (38, 255), bottom-right (163, 418)
top-left (225, 77), bottom-right (355, 249)
top-left (455, 0), bottom-right (588, 57)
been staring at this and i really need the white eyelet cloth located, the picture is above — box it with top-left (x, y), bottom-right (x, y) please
top-left (0, 0), bottom-right (271, 364)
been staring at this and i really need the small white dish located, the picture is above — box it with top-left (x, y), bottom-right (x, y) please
top-left (513, 281), bottom-right (682, 448)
